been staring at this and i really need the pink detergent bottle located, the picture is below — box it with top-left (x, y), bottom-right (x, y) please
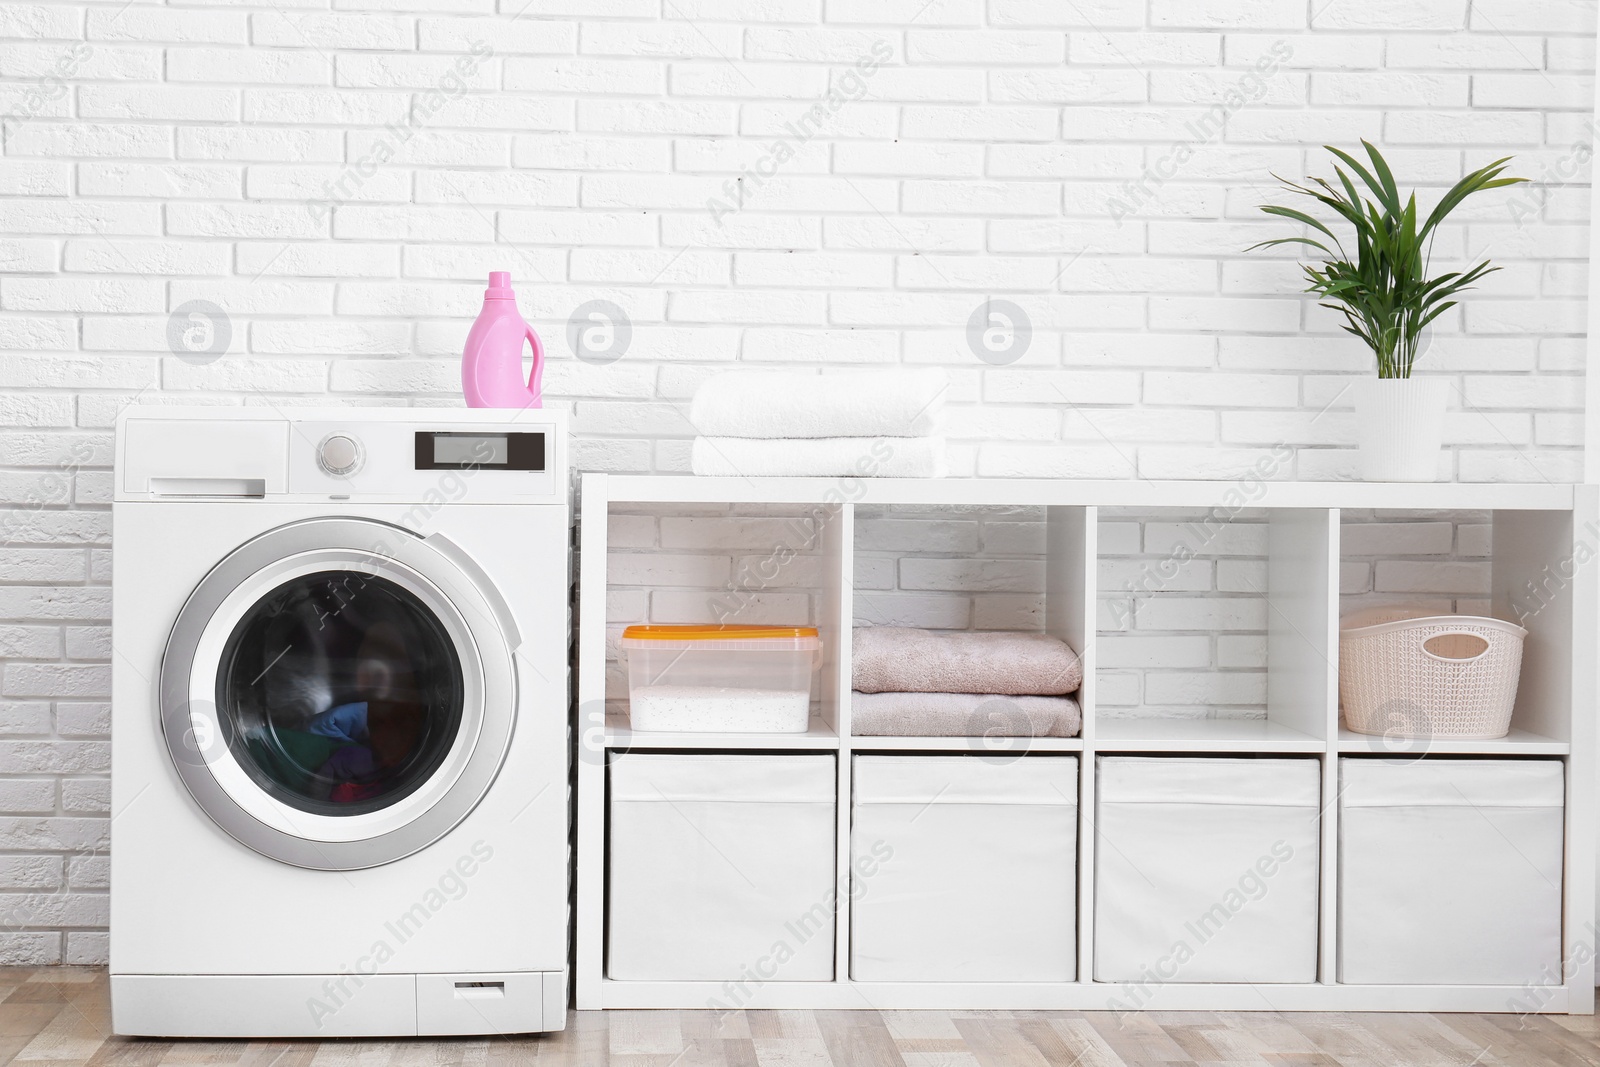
top-left (461, 272), bottom-right (544, 409)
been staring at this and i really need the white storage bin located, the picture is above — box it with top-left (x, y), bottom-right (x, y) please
top-left (620, 625), bottom-right (821, 733)
top-left (606, 753), bottom-right (836, 982)
top-left (850, 755), bottom-right (1078, 983)
top-left (1338, 758), bottom-right (1563, 985)
top-left (1094, 757), bottom-right (1321, 985)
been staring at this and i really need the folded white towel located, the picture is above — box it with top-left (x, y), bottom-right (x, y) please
top-left (691, 436), bottom-right (948, 478)
top-left (690, 368), bottom-right (948, 439)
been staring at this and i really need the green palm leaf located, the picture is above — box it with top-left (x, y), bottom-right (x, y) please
top-left (1327, 145), bottom-right (1399, 215)
top-left (1250, 143), bottom-right (1526, 378)
top-left (1363, 140), bottom-right (1402, 213)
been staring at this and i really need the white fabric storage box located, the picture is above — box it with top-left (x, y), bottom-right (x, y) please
top-left (606, 753), bottom-right (836, 982)
top-left (1338, 758), bottom-right (1564, 985)
top-left (850, 755), bottom-right (1078, 982)
top-left (1094, 757), bottom-right (1321, 985)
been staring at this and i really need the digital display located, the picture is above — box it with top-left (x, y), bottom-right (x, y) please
top-left (415, 431), bottom-right (544, 471)
top-left (434, 434), bottom-right (506, 466)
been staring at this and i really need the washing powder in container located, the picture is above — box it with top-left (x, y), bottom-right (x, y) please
top-left (620, 624), bottom-right (821, 733)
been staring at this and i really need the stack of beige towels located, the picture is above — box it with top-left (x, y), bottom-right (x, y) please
top-left (851, 627), bottom-right (1083, 737)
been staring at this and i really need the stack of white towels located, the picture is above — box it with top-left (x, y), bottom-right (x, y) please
top-left (689, 368), bottom-right (949, 478)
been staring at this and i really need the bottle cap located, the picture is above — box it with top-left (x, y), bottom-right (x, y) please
top-left (486, 271), bottom-right (514, 299)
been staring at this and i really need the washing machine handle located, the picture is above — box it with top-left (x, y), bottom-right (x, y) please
top-left (421, 531), bottom-right (523, 653)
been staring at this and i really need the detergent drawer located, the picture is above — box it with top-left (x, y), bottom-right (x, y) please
top-left (416, 973), bottom-right (547, 1035)
top-left (121, 419), bottom-right (289, 497)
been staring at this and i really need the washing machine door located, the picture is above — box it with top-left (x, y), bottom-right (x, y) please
top-left (159, 517), bottom-right (520, 870)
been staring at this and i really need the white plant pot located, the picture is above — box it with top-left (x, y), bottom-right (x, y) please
top-left (1351, 376), bottom-right (1448, 482)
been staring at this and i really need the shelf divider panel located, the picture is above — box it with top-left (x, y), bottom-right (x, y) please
top-left (576, 472), bottom-right (610, 1009)
top-left (827, 500), bottom-right (855, 984)
top-left (1048, 504), bottom-right (1096, 983)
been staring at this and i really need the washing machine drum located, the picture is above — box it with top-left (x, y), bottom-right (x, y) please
top-left (160, 517), bottom-right (520, 871)
top-left (219, 572), bottom-right (465, 816)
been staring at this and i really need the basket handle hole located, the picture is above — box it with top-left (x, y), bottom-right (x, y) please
top-left (1422, 633), bottom-right (1490, 661)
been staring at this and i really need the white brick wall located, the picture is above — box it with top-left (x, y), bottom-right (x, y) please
top-left (0, 0), bottom-right (1594, 960)
top-left (1100, 507), bottom-right (1492, 721)
top-left (856, 504), bottom-right (1047, 630)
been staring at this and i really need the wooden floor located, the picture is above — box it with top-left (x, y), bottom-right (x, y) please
top-left (4, 968), bottom-right (1599, 1066)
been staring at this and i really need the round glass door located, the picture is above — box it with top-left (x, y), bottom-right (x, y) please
top-left (216, 571), bottom-right (465, 818)
top-left (160, 518), bottom-right (519, 871)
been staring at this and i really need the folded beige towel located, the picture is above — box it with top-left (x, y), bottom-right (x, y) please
top-left (852, 627), bottom-right (1082, 696)
top-left (852, 691), bottom-right (1081, 738)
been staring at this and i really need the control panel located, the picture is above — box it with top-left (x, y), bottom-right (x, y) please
top-left (116, 410), bottom-right (566, 503)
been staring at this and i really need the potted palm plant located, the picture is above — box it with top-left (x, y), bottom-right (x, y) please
top-left (1252, 142), bottom-right (1526, 481)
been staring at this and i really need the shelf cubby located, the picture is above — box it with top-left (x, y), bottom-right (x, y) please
top-left (1095, 506), bottom-right (1336, 753)
top-left (595, 499), bottom-right (851, 741)
top-left (1337, 507), bottom-right (1576, 752)
top-left (576, 476), bottom-right (1597, 1014)
top-left (848, 501), bottom-right (1093, 739)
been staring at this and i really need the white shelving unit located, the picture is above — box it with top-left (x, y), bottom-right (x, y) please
top-left (576, 475), bottom-right (1599, 1013)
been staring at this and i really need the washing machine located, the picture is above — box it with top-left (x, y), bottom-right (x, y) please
top-left (110, 407), bottom-right (570, 1038)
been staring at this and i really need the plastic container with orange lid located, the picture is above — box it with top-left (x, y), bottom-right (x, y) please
top-left (620, 624), bottom-right (822, 733)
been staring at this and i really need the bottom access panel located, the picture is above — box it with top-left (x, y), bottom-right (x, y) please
top-left (111, 971), bottom-right (567, 1038)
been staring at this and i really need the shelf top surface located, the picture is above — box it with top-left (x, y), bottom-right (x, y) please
top-left (602, 711), bottom-right (839, 749)
top-left (589, 475), bottom-right (1580, 511)
top-left (1095, 718), bottom-right (1326, 752)
top-left (1335, 726), bottom-right (1570, 755)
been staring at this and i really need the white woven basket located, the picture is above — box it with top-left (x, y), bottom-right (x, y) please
top-left (1338, 607), bottom-right (1527, 740)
